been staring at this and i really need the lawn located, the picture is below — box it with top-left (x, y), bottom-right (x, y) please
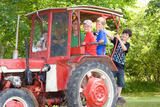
top-left (116, 92), bottom-right (160, 107)
top-left (49, 92), bottom-right (160, 107)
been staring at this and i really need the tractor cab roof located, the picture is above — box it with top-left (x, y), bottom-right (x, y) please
top-left (25, 5), bottom-right (123, 20)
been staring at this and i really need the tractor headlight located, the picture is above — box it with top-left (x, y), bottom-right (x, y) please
top-left (43, 64), bottom-right (51, 72)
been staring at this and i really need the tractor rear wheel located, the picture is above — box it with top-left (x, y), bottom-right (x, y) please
top-left (0, 88), bottom-right (34, 107)
top-left (67, 61), bottom-right (117, 107)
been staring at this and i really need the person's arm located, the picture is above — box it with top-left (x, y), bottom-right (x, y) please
top-left (52, 40), bottom-right (59, 44)
top-left (105, 30), bottom-right (114, 40)
top-left (97, 30), bottom-right (105, 43)
top-left (80, 32), bottom-right (85, 43)
top-left (60, 39), bottom-right (65, 44)
top-left (82, 32), bottom-right (90, 46)
top-left (35, 41), bottom-right (41, 48)
top-left (98, 39), bottom-right (104, 43)
top-left (116, 34), bottom-right (127, 51)
top-left (81, 42), bottom-right (86, 45)
top-left (42, 42), bottom-right (46, 50)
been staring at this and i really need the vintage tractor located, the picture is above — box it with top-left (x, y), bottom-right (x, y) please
top-left (0, 5), bottom-right (123, 107)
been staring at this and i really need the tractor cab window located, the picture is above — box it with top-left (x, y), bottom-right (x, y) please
top-left (50, 11), bottom-right (69, 57)
top-left (32, 14), bottom-right (48, 52)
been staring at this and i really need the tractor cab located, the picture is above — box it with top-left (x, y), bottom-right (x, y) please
top-left (25, 5), bottom-right (123, 63)
top-left (27, 10), bottom-right (70, 60)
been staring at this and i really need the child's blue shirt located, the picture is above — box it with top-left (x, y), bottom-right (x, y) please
top-left (96, 30), bottom-right (107, 55)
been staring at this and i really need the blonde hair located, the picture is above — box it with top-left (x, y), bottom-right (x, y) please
top-left (96, 17), bottom-right (106, 26)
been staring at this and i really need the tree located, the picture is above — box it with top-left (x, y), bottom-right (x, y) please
top-left (123, 0), bottom-right (160, 83)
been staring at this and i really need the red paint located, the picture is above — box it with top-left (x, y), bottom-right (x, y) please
top-left (80, 10), bottom-right (112, 17)
top-left (27, 85), bottom-right (41, 99)
top-left (57, 60), bottom-right (72, 90)
top-left (0, 59), bottom-right (45, 69)
top-left (38, 76), bottom-right (44, 91)
top-left (70, 46), bottom-right (85, 55)
top-left (45, 98), bottom-right (63, 105)
top-left (69, 55), bottom-right (118, 71)
top-left (6, 100), bottom-right (24, 107)
top-left (83, 76), bottom-right (108, 107)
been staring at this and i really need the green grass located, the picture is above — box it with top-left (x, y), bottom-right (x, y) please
top-left (50, 92), bottom-right (160, 107)
top-left (117, 92), bottom-right (160, 107)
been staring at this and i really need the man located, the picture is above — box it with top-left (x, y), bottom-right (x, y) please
top-left (71, 16), bottom-right (85, 47)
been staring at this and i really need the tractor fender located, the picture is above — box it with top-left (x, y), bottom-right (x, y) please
top-left (21, 87), bottom-right (39, 107)
top-left (69, 55), bottom-right (118, 71)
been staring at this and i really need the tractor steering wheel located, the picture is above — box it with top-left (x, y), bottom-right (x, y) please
top-left (89, 42), bottom-right (106, 46)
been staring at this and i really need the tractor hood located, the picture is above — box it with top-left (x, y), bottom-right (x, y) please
top-left (0, 59), bottom-right (45, 73)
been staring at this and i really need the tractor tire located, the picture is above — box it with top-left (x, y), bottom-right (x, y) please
top-left (0, 88), bottom-right (34, 107)
top-left (67, 61), bottom-right (117, 107)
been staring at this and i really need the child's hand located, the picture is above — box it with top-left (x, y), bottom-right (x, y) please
top-left (58, 39), bottom-right (65, 44)
top-left (81, 42), bottom-right (86, 46)
top-left (61, 39), bottom-right (65, 44)
top-left (116, 34), bottom-right (121, 40)
top-left (35, 41), bottom-right (42, 48)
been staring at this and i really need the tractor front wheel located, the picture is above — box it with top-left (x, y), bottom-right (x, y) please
top-left (67, 61), bottom-right (117, 107)
top-left (0, 88), bottom-right (34, 107)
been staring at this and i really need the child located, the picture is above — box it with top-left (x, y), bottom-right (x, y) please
top-left (96, 17), bottom-right (107, 55)
top-left (33, 31), bottom-right (48, 52)
top-left (106, 29), bottom-right (132, 103)
top-left (81, 20), bottom-right (97, 55)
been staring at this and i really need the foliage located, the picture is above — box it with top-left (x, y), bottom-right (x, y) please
top-left (123, 0), bottom-right (160, 83)
top-left (123, 80), bottom-right (160, 93)
top-left (0, 0), bottom-right (33, 58)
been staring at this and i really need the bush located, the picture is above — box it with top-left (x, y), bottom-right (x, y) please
top-left (123, 80), bottom-right (160, 93)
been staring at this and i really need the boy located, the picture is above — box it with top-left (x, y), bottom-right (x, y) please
top-left (106, 29), bottom-right (132, 103)
top-left (96, 17), bottom-right (107, 55)
top-left (81, 20), bottom-right (97, 55)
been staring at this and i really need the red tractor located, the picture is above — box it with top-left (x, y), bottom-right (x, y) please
top-left (0, 5), bottom-right (123, 107)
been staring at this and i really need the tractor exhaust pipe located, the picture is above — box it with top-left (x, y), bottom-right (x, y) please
top-left (13, 15), bottom-right (20, 59)
top-left (24, 38), bottom-right (32, 85)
